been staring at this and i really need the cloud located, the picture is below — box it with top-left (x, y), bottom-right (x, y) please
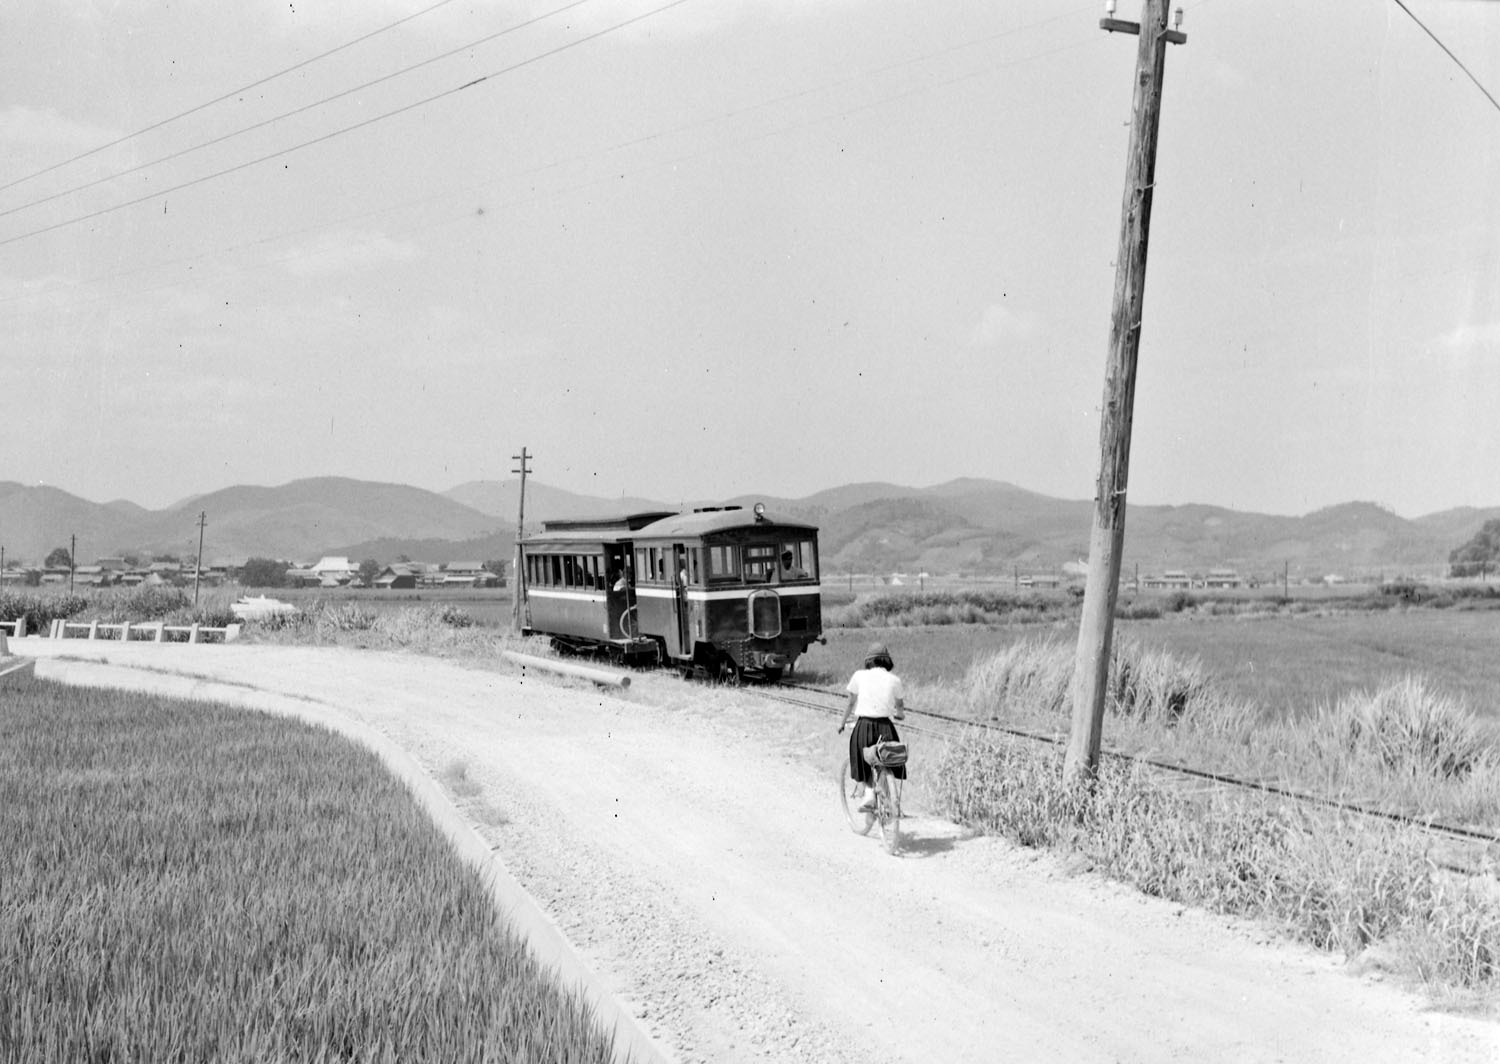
top-left (1434, 320), bottom-right (1500, 350)
top-left (0, 105), bottom-right (116, 149)
top-left (279, 230), bottom-right (419, 277)
top-left (968, 304), bottom-right (1041, 348)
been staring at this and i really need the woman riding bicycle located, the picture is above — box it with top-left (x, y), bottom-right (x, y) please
top-left (838, 642), bottom-right (906, 811)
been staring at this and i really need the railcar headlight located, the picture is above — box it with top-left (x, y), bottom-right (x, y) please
top-left (753, 502), bottom-right (766, 520)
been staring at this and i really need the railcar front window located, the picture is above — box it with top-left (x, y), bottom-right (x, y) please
top-left (744, 545), bottom-right (778, 583)
top-left (780, 540), bottom-right (817, 581)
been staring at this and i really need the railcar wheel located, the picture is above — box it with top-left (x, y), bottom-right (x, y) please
top-left (838, 760), bottom-right (875, 836)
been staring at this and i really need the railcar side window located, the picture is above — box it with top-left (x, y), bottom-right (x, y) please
top-left (634, 548), bottom-right (648, 584)
top-left (708, 545), bottom-right (740, 580)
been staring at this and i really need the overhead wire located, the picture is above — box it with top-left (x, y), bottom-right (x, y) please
top-left (0, 0), bottom-right (693, 251)
top-left (0, 0), bottom-right (463, 196)
top-left (1388, 0), bottom-right (1500, 115)
top-left (0, 0), bottom-right (600, 223)
top-left (0, 5), bottom-right (1105, 299)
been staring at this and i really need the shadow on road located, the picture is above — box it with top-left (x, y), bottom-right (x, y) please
top-left (894, 831), bottom-right (960, 858)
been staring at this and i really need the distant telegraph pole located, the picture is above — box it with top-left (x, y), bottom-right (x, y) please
top-left (193, 511), bottom-right (207, 606)
top-left (1066, 0), bottom-right (1187, 782)
top-left (511, 447), bottom-right (532, 633)
top-left (69, 533), bottom-right (76, 595)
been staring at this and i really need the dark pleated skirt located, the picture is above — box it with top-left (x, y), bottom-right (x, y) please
top-left (848, 716), bottom-right (905, 785)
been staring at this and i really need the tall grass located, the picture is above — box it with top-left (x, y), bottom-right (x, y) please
top-left (0, 591), bottom-right (89, 632)
top-left (243, 600), bottom-right (505, 657)
top-left (826, 588), bottom-right (1075, 628)
top-left (930, 730), bottom-right (1500, 993)
top-left (0, 682), bottom-right (623, 1063)
top-left (961, 637), bottom-right (1500, 825)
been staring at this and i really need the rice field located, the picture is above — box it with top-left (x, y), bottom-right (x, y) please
top-left (804, 607), bottom-right (1500, 722)
top-left (0, 682), bottom-right (623, 1064)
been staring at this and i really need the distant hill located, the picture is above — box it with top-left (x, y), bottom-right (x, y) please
top-left (1, 475), bottom-right (1493, 578)
top-left (0, 477), bottom-right (500, 565)
top-left (329, 530), bottom-right (516, 567)
top-left (444, 480), bottom-right (668, 522)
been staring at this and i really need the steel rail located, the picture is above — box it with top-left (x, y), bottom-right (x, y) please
top-left (772, 680), bottom-right (1500, 856)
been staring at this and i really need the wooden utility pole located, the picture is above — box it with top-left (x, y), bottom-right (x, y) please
top-left (193, 511), bottom-right (207, 606)
top-left (69, 533), bottom-right (76, 595)
top-left (1066, 0), bottom-right (1186, 782)
top-left (511, 447), bottom-right (532, 633)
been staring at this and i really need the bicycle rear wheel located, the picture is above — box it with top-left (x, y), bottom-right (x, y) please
top-left (874, 772), bottom-right (901, 854)
top-left (838, 760), bottom-right (875, 836)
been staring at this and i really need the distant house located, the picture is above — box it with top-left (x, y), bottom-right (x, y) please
top-left (0, 567), bottom-right (34, 587)
top-left (72, 565), bottom-right (114, 588)
top-left (284, 566), bottom-right (321, 588)
top-left (442, 562), bottom-right (500, 588)
top-left (1204, 568), bottom-right (1242, 589)
top-left (286, 557), bottom-right (360, 588)
top-left (1142, 570), bottom-right (1192, 590)
top-left (149, 562), bottom-right (182, 582)
top-left (374, 564), bottom-right (420, 590)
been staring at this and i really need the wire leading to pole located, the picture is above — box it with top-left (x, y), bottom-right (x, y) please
top-left (0, 0), bottom-right (600, 223)
top-left (0, 0), bottom-right (693, 251)
top-left (0, 0), bottom-right (465, 196)
top-left (1388, 0), bottom-right (1500, 117)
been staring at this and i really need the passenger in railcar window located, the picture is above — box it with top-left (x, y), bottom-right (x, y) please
top-left (780, 549), bottom-right (808, 581)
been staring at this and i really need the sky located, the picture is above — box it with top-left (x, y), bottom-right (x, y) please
top-left (2, 0), bottom-right (1498, 518)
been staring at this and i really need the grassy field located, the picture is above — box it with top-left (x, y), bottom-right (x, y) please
top-left (804, 607), bottom-right (1500, 721)
top-left (0, 681), bottom-right (623, 1064)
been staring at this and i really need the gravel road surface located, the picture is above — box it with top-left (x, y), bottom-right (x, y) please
top-left (19, 640), bottom-right (1500, 1063)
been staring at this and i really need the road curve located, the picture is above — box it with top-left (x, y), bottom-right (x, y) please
top-left (18, 640), bottom-right (1500, 1064)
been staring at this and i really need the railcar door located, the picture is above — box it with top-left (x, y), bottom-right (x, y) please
top-left (671, 544), bottom-right (690, 657)
top-left (607, 548), bottom-right (635, 639)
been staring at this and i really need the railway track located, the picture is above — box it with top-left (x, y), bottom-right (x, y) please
top-left (768, 679), bottom-right (1500, 877)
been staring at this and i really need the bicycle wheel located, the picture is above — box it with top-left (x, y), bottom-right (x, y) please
top-left (838, 760), bottom-right (875, 836)
top-left (874, 772), bottom-right (901, 855)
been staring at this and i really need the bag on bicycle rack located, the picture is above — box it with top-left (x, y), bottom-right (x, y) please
top-left (863, 740), bottom-right (908, 768)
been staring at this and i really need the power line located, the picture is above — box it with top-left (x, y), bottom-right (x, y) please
top-left (0, 0), bottom-right (693, 251)
top-left (0, 0), bottom-right (463, 196)
top-left (1389, 0), bottom-right (1500, 116)
top-left (0, 5), bottom-right (1103, 306)
top-left (0, 0), bottom-right (600, 223)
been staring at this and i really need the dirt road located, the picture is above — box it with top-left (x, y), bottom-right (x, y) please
top-left (20, 641), bottom-right (1500, 1063)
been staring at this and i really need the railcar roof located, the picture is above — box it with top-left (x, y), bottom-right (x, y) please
top-left (634, 507), bottom-right (817, 538)
top-left (538, 511), bottom-right (678, 533)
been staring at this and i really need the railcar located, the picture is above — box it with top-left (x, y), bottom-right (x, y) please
top-left (518, 503), bottom-right (823, 682)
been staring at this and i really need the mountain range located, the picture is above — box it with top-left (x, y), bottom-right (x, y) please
top-left (1, 476), bottom-right (1493, 579)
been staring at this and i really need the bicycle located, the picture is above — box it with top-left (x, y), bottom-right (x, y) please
top-left (837, 735), bottom-right (906, 855)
